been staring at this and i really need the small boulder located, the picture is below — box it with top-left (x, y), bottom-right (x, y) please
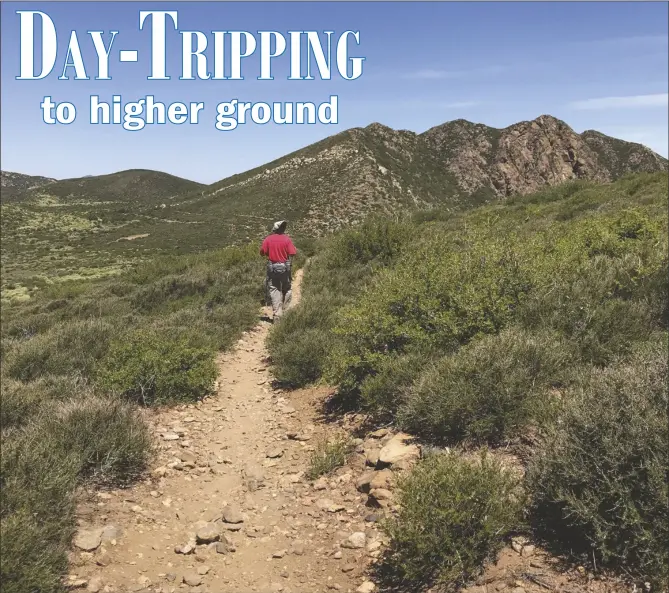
top-left (222, 504), bottom-right (244, 524)
top-left (313, 478), bottom-right (328, 491)
top-left (215, 541), bottom-right (228, 554)
top-left (356, 471), bottom-right (376, 493)
top-left (196, 523), bottom-right (220, 544)
top-left (182, 573), bottom-right (202, 586)
top-left (175, 542), bottom-right (195, 555)
top-left (74, 528), bottom-right (103, 552)
top-left (266, 447), bottom-right (283, 459)
top-left (369, 488), bottom-right (393, 503)
top-left (291, 541), bottom-right (305, 556)
top-left (365, 449), bottom-right (380, 467)
top-left (370, 469), bottom-right (393, 491)
top-left (95, 552), bottom-right (112, 567)
top-left (315, 498), bottom-right (335, 510)
top-left (152, 466), bottom-right (168, 478)
top-left (341, 532), bottom-right (366, 549)
top-left (357, 581), bottom-right (376, 593)
top-left (177, 450), bottom-right (197, 463)
top-left (369, 429), bottom-right (389, 439)
top-left (511, 536), bottom-right (528, 554)
top-left (244, 463), bottom-right (266, 491)
top-left (100, 525), bottom-right (121, 543)
top-left (378, 433), bottom-right (419, 467)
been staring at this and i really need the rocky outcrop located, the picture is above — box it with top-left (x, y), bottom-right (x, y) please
top-left (192, 114), bottom-right (667, 240)
top-left (421, 114), bottom-right (664, 199)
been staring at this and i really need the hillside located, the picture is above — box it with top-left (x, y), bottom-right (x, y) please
top-left (1, 170), bottom-right (205, 295)
top-left (2, 115), bottom-right (666, 297)
top-left (2, 172), bottom-right (666, 593)
top-left (1, 171), bottom-right (56, 201)
top-left (7, 168), bottom-right (204, 205)
top-left (172, 114), bottom-right (667, 238)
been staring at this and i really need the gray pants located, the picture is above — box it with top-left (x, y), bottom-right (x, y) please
top-left (266, 262), bottom-right (292, 319)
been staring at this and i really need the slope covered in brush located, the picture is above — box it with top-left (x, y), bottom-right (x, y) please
top-left (268, 171), bottom-right (668, 587)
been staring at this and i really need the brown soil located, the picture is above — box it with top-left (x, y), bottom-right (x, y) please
top-left (68, 269), bottom-right (629, 593)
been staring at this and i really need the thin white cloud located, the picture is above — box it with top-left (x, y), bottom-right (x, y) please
top-left (406, 69), bottom-right (452, 80)
top-left (569, 93), bottom-right (668, 110)
top-left (346, 99), bottom-right (483, 109)
top-left (403, 66), bottom-right (506, 80)
top-left (578, 34), bottom-right (668, 49)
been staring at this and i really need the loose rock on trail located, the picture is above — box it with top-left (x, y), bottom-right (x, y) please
top-left (68, 268), bottom-right (623, 593)
top-left (69, 270), bottom-right (387, 593)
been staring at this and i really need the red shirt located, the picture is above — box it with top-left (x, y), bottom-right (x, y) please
top-left (260, 234), bottom-right (297, 263)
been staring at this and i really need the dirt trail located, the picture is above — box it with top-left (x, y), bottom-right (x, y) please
top-left (69, 269), bottom-right (611, 593)
top-left (71, 270), bottom-right (383, 593)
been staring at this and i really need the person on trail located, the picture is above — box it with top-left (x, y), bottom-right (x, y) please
top-left (260, 220), bottom-right (297, 321)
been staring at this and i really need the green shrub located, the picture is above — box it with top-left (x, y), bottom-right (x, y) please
top-left (0, 375), bottom-right (90, 431)
top-left (3, 319), bottom-right (113, 381)
top-left (306, 436), bottom-right (354, 480)
top-left (527, 341), bottom-right (668, 586)
top-left (0, 378), bottom-right (43, 431)
top-left (518, 226), bottom-right (667, 366)
top-left (41, 396), bottom-right (152, 485)
top-left (380, 450), bottom-right (524, 589)
top-left (268, 294), bottom-right (340, 386)
top-left (1, 393), bottom-right (150, 593)
top-left (0, 504), bottom-right (74, 593)
top-left (326, 207), bottom-right (666, 397)
top-left (398, 328), bottom-right (572, 444)
top-left (358, 352), bottom-right (431, 418)
top-left (150, 300), bottom-right (259, 352)
top-left (326, 216), bottom-right (410, 268)
top-left (268, 219), bottom-right (409, 387)
top-left (327, 229), bottom-right (534, 394)
top-left (2, 394), bottom-right (151, 509)
top-left (96, 329), bottom-right (217, 406)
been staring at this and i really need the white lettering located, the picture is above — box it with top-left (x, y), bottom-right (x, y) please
top-left (89, 31), bottom-right (117, 79)
top-left (17, 11), bottom-right (57, 80)
top-left (139, 11), bottom-right (178, 79)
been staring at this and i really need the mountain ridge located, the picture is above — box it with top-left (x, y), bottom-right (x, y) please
top-left (2, 114), bottom-right (667, 291)
top-left (163, 113), bottom-right (666, 238)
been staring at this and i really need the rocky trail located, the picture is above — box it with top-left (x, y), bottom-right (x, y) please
top-left (68, 269), bottom-right (622, 593)
top-left (69, 270), bottom-right (387, 593)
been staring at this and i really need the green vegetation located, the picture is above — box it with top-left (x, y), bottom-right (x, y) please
top-left (96, 330), bottom-right (218, 406)
top-left (527, 341), bottom-right (668, 588)
top-left (1, 392), bottom-right (150, 593)
top-left (267, 217), bottom-right (412, 388)
top-left (269, 172), bottom-right (669, 587)
top-left (4, 117), bottom-right (665, 297)
top-left (2, 166), bottom-right (666, 591)
top-left (306, 436), bottom-right (355, 480)
top-left (1, 242), bottom-right (302, 593)
top-left (379, 451), bottom-right (524, 589)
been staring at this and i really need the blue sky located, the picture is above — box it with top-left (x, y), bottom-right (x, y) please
top-left (1, 1), bottom-right (667, 183)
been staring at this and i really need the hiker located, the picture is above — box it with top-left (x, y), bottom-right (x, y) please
top-left (260, 220), bottom-right (297, 321)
